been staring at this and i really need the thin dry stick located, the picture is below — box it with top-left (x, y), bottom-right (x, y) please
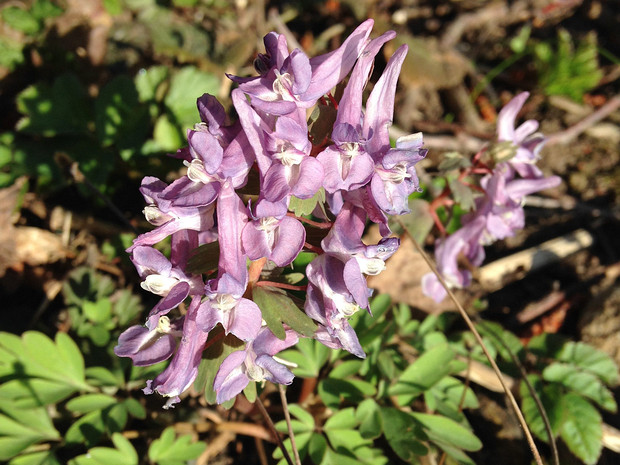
top-left (478, 321), bottom-right (560, 465)
top-left (399, 221), bottom-right (544, 465)
top-left (256, 396), bottom-right (295, 465)
top-left (279, 384), bottom-right (302, 465)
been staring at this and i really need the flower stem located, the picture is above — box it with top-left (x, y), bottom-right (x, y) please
top-left (255, 281), bottom-right (307, 292)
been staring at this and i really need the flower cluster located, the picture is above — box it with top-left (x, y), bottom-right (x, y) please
top-left (115, 20), bottom-right (426, 407)
top-left (421, 92), bottom-right (561, 302)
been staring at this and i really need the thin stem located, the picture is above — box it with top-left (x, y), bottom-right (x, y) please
top-left (287, 212), bottom-right (333, 229)
top-left (304, 242), bottom-right (323, 255)
top-left (478, 321), bottom-right (559, 465)
top-left (255, 281), bottom-right (308, 292)
top-left (279, 384), bottom-right (302, 465)
top-left (256, 396), bottom-right (295, 465)
top-left (398, 219), bottom-right (544, 465)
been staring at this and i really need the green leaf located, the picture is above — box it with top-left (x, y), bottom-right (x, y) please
top-left (388, 198), bottom-right (434, 244)
top-left (21, 331), bottom-right (89, 390)
top-left (288, 188), bottom-right (326, 217)
top-left (64, 410), bottom-right (106, 447)
top-left (308, 433), bottom-right (327, 464)
top-left (31, 0), bottom-right (63, 21)
top-left (380, 407), bottom-right (428, 461)
top-left (2, 7), bottom-right (40, 35)
top-left (148, 427), bottom-right (206, 464)
top-left (193, 328), bottom-right (244, 404)
top-left (153, 114), bottom-right (183, 151)
top-left (85, 367), bottom-right (123, 387)
top-left (66, 394), bottom-right (117, 413)
top-left (560, 393), bottom-right (602, 465)
top-left (9, 450), bottom-right (61, 465)
top-left (520, 375), bottom-right (566, 441)
top-left (0, 407), bottom-right (60, 461)
top-left (543, 362), bottom-right (617, 412)
top-left (388, 343), bottom-right (455, 404)
top-left (252, 286), bottom-right (317, 340)
top-left (319, 378), bottom-right (376, 409)
top-left (356, 399), bottom-right (383, 440)
top-left (278, 337), bottom-right (329, 378)
top-left (0, 378), bottom-right (76, 408)
top-left (411, 412), bottom-right (482, 452)
top-left (243, 381), bottom-right (257, 403)
top-left (135, 66), bottom-right (169, 102)
top-left (83, 299), bottom-right (112, 324)
top-left (287, 404), bottom-right (315, 429)
top-left (557, 341), bottom-right (619, 385)
top-left (17, 74), bottom-right (90, 136)
top-left (329, 360), bottom-right (363, 379)
top-left (165, 67), bottom-right (220, 131)
top-left (123, 398), bottom-right (146, 420)
top-left (95, 76), bottom-right (149, 154)
top-left (69, 433), bottom-right (138, 465)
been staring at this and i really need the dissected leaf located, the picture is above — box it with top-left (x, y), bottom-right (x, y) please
top-left (380, 407), bottom-right (428, 461)
top-left (193, 327), bottom-right (244, 405)
top-left (388, 343), bottom-right (455, 404)
top-left (278, 337), bottom-right (330, 378)
top-left (252, 286), bottom-right (317, 340)
top-left (520, 375), bottom-right (566, 440)
top-left (148, 427), bottom-right (206, 465)
top-left (543, 362), bottom-right (617, 412)
top-left (411, 412), bottom-right (482, 452)
top-left (557, 341), bottom-right (619, 385)
top-left (288, 188), bottom-right (326, 217)
top-left (560, 393), bottom-right (602, 465)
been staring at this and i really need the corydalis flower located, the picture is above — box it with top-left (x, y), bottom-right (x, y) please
top-left (143, 296), bottom-right (208, 409)
top-left (214, 327), bottom-right (298, 404)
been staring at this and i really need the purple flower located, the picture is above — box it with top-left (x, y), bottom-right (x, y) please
top-left (242, 199), bottom-right (305, 267)
top-left (114, 315), bottom-right (182, 366)
top-left (304, 254), bottom-right (370, 358)
top-left (143, 296), bottom-right (208, 409)
top-left (195, 181), bottom-right (262, 341)
top-left (130, 245), bottom-right (203, 329)
top-left (213, 327), bottom-right (298, 404)
top-left (261, 116), bottom-right (324, 202)
top-left (322, 203), bottom-right (399, 275)
top-left (316, 32), bottom-right (397, 193)
top-left (230, 20), bottom-right (375, 118)
top-left (128, 177), bottom-right (215, 251)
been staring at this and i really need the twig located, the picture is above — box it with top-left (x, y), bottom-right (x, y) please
top-left (398, 219), bottom-right (544, 465)
top-left (256, 396), bottom-right (295, 465)
top-left (545, 95), bottom-right (620, 145)
top-left (477, 229), bottom-right (594, 292)
top-left (478, 321), bottom-right (560, 465)
top-left (279, 384), bottom-right (302, 465)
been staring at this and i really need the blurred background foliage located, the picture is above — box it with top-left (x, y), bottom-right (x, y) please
top-left (1, 0), bottom-right (619, 464)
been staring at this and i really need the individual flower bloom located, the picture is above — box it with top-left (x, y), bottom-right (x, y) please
top-left (196, 181), bottom-right (262, 341)
top-left (197, 273), bottom-right (262, 342)
top-left (317, 123), bottom-right (375, 193)
top-left (495, 91), bottom-right (548, 178)
top-left (230, 20), bottom-right (375, 118)
top-left (262, 116), bottom-right (324, 202)
top-left (316, 32), bottom-right (397, 194)
top-left (304, 254), bottom-right (370, 358)
top-left (114, 315), bottom-right (182, 366)
top-left (195, 93), bottom-right (239, 146)
top-left (242, 199), bottom-right (305, 267)
top-left (143, 296), bottom-right (208, 409)
top-left (370, 133), bottom-right (427, 215)
top-left (128, 177), bottom-right (215, 251)
top-left (130, 245), bottom-right (204, 328)
top-left (213, 327), bottom-right (298, 404)
top-left (322, 203), bottom-right (399, 275)
top-left (305, 281), bottom-right (365, 358)
top-left (421, 216), bottom-right (487, 303)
